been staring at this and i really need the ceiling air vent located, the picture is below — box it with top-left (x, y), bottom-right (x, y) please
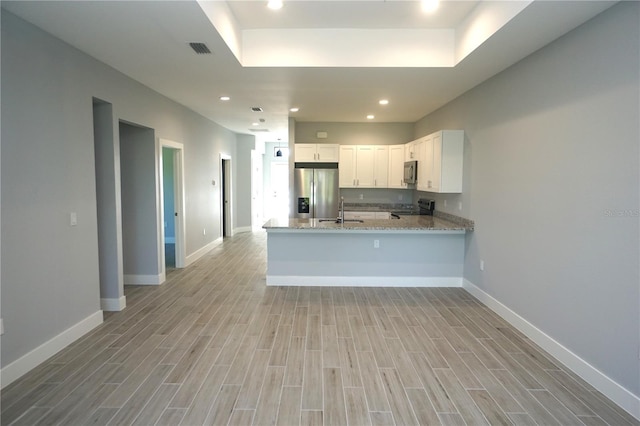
top-left (251, 107), bottom-right (264, 112)
top-left (188, 42), bottom-right (211, 55)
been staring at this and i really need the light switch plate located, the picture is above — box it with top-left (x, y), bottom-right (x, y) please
top-left (70, 212), bottom-right (78, 226)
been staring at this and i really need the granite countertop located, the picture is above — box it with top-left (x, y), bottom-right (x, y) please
top-left (263, 211), bottom-right (474, 232)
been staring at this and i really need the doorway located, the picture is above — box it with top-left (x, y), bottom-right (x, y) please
top-left (160, 139), bottom-right (186, 272)
top-left (119, 121), bottom-right (163, 285)
top-left (269, 162), bottom-right (290, 218)
top-left (221, 155), bottom-right (232, 237)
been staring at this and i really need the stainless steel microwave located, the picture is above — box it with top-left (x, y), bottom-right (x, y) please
top-left (404, 160), bottom-right (417, 184)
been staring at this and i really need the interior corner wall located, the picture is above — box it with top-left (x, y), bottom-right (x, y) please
top-left (0, 11), bottom-right (242, 379)
top-left (414, 2), bottom-right (639, 398)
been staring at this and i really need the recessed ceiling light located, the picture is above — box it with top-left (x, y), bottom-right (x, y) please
top-left (252, 122), bottom-right (259, 126)
top-left (379, 99), bottom-right (389, 105)
top-left (267, 0), bottom-right (283, 10)
top-left (289, 107), bottom-right (299, 113)
top-left (367, 115), bottom-right (375, 120)
top-left (421, 0), bottom-right (439, 13)
top-left (220, 96), bottom-right (230, 101)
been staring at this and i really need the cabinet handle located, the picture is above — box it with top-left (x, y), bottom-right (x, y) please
top-left (353, 179), bottom-right (356, 186)
top-left (317, 153), bottom-right (320, 160)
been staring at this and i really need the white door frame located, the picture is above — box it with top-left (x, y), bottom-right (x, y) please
top-left (220, 154), bottom-right (233, 237)
top-left (159, 138), bottom-right (186, 271)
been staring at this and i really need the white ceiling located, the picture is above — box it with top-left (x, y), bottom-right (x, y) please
top-left (2, 0), bottom-right (616, 143)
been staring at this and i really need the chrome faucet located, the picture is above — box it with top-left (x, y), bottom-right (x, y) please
top-left (339, 196), bottom-right (345, 223)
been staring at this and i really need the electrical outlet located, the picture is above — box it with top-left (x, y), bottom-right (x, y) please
top-left (359, 194), bottom-right (364, 200)
top-left (373, 239), bottom-right (380, 249)
top-left (70, 212), bottom-right (77, 227)
top-left (398, 194), bottom-right (403, 201)
top-left (480, 260), bottom-right (485, 271)
top-left (458, 201), bottom-right (463, 211)
top-left (444, 200), bottom-right (447, 208)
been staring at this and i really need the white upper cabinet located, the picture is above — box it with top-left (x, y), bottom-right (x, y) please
top-left (417, 130), bottom-right (464, 193)
top-left (339, 145), bottom-right (388, 188)
top-left (405, 140), bottom-right (418, 161)
top-left (295, 143), bottom-right (340, 162)
top-left (388, 144), bottom-right (407, 189)
top-left (372, 145), bottom-right (389, 188)
top-left (339, 145), bottom-right (357, 187)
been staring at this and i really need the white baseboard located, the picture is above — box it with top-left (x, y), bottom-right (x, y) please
top-left (185, 237), bottom-right (223, 267)
top-left (267, 275), bottom-right (463, 287)
top-left (100, 296), bottom-right (126, 312)
top-left (462, 279), bottom-right (640, 421)
top-left (123, 273), bottom-right (165, 285)
top-left (0, 310), bottom-right (103, 389)
top-left (233, 226), bottom-right (252, 234)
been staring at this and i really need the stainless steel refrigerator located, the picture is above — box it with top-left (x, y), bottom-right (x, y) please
top-left (294, 163), bottom-right (339, 219)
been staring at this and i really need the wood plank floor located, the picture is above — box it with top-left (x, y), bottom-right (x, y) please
top-left (2, 231), bottom-right (637, 426)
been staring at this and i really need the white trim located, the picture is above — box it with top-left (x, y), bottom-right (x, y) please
top-left (233, 226), bottom-right (253, 234)
top-left (220, 154), bottom-right (233, 238)
top-left (266, 275), bottom-right (463, 287)
top-left (185, 237), bottom-right (223, 267)
top-left (158, 139), bottom-right (186, 270)
top-left (123, 273), bottom-right (165, 285)
top-left (462, 279), bottom-right (640, 421)
top-left (0, 310), bottom-right (103, 389)
top-left (100, 296), bottom-right (126, 312)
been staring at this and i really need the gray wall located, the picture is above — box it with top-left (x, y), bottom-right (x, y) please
top-left (1, 11), bottom-right (245, 370)
top-left (295, 122), bottom-right (414, 145)
top-left (120, 123), bottom-right (160, 277)
top-left (414, 2), bottom-right (639, 395)
top-left (234, 134), bottom-right (256, 231)
top-left (93, 99), bottom-right (123, 300)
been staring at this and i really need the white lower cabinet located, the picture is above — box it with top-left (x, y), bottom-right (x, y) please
top-left (344, 211), bottom-right (390, 220)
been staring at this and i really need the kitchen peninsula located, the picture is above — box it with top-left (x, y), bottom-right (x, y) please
top-left (263, 212), bottom-right (474, 287)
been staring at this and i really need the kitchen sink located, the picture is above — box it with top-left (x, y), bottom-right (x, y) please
top-left (319, 219), bottom-right (364, 223)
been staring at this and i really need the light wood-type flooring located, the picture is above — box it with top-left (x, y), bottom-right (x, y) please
top-left (2, 231), bottom-right (637, 425)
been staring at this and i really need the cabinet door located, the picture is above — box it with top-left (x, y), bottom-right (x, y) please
top-left (295, 144), bottom-right (318, 162)
top-left (339, 146), bottom-right (357, 187)
top-left (405, 141), bottom-right (417, 161)
top-left (373, 146), bottom-right (389, 187)
top-left (438, 130), bottom-right (464, 193)
top-left (388, 144), bottom-right (407, 188)
top-left (345, 211), bottom-right (376, 220)
top-left (416, 137), bottom-right (431, 191)
top-left (430, 132), bottom-right (442, 192)
top-left (317, 144), bottom-right (340, 162)
top-left (356, 146), bottom-right (375, 187)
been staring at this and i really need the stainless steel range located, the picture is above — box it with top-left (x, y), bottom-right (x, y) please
top-left (417, 198), bottom-right (435, 215)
